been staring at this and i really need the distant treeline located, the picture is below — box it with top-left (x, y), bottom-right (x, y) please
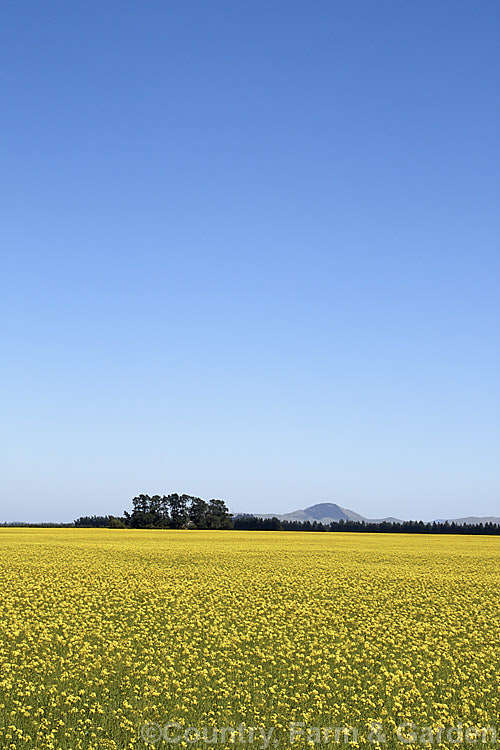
top-left (3, 502), bottom-right (499, 535)
top-left (73, 515), bottom-right (124, 528)
top-left (0, 522), bottom-right (74, 528)
top-left (233, 515), bottom-right (500, 535)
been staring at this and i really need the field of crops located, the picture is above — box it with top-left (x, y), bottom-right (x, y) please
top-left (0, 530), bottom-right (498, 750)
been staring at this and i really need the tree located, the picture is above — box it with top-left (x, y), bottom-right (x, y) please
top-left (128, 495), bottom-right (156, 528)
top-left (159, 495), bottom-right (171, 527)
top-left (168, 493), bottom-right (190, 529)
top-left (207, 498), bottom-right (232, 529)
top-left (189, 496), bottom-right (210, 529)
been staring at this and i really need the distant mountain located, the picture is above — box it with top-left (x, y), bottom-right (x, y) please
top-left (234, 502), bottom-right (499, 526)
top-left (234, 502), bottom-right (403, 524)
top-left (282, 503), bottom-right (365, 523)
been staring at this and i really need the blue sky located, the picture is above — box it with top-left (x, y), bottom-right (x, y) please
top-left (1, 1), bottom-right (499, 522)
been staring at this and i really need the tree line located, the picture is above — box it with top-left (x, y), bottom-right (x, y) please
top-left (74, 493), bottom-right (232, 530)
top-left (233, 515), bottom-right (500, 535)
top-left (3, 500), bottom-right (498, 535)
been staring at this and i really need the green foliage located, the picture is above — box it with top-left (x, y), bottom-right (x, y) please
top-left (122, 494), bottom-right (233, 530)
top-left (233, 515), bottom-right (500, 535)
top-left (108, 517), bottom-right (127, 529)
top-left (74, 515), bottom-right (114, 528)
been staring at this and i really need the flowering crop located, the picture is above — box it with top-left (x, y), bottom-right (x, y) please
top-left (0, 529), bottom-right (498, 749)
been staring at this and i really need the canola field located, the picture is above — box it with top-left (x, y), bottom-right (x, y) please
top-left (0, 530), bottom-right (498, 750)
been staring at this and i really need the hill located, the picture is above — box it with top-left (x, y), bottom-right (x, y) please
top-left (235, 502), bottom-right (499, 526)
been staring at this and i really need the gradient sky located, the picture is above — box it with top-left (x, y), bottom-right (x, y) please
top-left (1, 1), bottom-right (499, 523)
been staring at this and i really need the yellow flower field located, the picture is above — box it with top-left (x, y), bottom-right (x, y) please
top-left (0, 530), bottom-right (498, 750)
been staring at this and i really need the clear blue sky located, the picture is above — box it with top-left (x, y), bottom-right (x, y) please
top-left (1, 1), bottom-right (499, 523)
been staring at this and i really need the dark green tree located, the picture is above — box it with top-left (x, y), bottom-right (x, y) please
top-left (168, 493), bottom-right (190, 528)
top-left (127, 494), bottom-right (156, 528)
top-left (207, 498), bottom-right (232, 529)
top-left (189, 496), bottom-right (210, 528)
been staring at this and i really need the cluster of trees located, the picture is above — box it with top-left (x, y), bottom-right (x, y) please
top-left (123, 494), bottom-right (232, 529)
top-left (233, 515), bottom-right (500, 535)
top-left (74, 494), bottom-right (232, 529)
top-left (74, 492), bottom-right (233, 529)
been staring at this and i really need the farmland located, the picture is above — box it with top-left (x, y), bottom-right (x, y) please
top-left (0, 530), bottom-right (498, 749)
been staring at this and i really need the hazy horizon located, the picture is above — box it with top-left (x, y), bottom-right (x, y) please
top-left (2, 1), bottom-right (499, 524)
top-left (4, 496), bottom-right (500, 527)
